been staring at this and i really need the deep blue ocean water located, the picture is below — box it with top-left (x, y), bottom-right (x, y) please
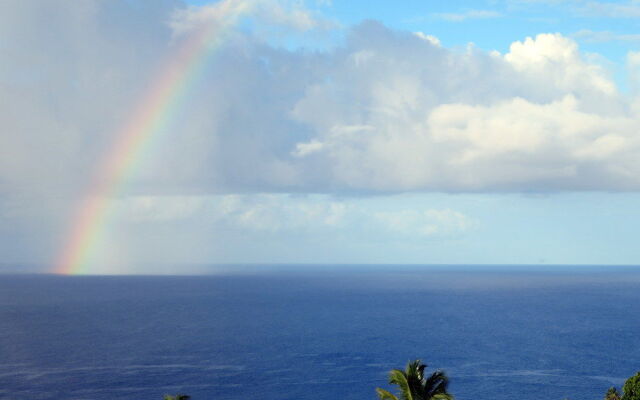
top-left (1, 266), bottom-right (640, 400)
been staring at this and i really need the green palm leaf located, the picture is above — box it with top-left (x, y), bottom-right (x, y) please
top-left (389, 369), bottom-right (414, 400)
top-left (376, 360), bottom-right (453, 400)
top-left (377, 388), bottom-right (400, 400)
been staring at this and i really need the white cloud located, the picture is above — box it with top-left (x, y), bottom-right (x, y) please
top-left (54, 193), bottom-right (480, 269)
top-left (2, 0), bottom-right (640, 204)
top-left (432, 9), bottom-right (502, 22)
top-left (292, 139), bottom-right (325, 157)
top-left (290, 29), bottom-right (636, 191)
top-left (628, 51), bottom-right (640, 92)
top-left (210, 194), bottom-right (350, 232)
top-left (513, 0), bottom-right (640, 19)
top-left (573, 29), bottom-right (640, 43)
top-left (169, 0), bottom-right (329, 38)
top-left (504, 33), bottom-right (616, 97)
top-left (168, 0), bottom-right (252, 38)
top-left (8, 0), bottom-right (640, 267)
top-left (579, 0), bottom-right (640, 18)
top-left (414, 32), bottom-right (441, 47)
top-left (427, 95), bottom-right (638, 188)
top-left (374, 208), bottom-right (477, 237)
top-left (112, 196), bottom-right (207, 222)
top-left (106, 194), bottom-right (476, 240)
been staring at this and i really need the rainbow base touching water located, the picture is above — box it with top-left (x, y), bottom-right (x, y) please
top-left (54, 0), bottom-right (251, 275)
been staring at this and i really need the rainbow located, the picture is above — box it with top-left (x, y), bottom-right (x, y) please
top-left (54, 1), bottom-right (251, 275)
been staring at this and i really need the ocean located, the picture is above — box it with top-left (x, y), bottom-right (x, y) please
top-left (1, 265), bottom-right (640, 400)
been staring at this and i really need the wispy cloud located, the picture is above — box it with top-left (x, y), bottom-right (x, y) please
top-left (573, 29), bottom-right (640, 43)
top-left (374, 208), bottom-right (478, 237)
top-left (432, 9), bottom-right (502, 22)
top-left (579, 0), bottom-right (640, 18)
top-left (107, 194), bottom-right (478, 237)
top-left (508, 0), bottom-right (640, 19)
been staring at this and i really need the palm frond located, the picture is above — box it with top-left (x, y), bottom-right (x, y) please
top-left (406, 360), bottom-right (426, 400)
top-left (424, 370), bottom-right (449, 396)
top-left (389, 369), bottom-right (413, 400)
top-left (405, 360), bottom-right (424, 378)
top-left (381, 360), bottom-right (453, 400)
top-left (431, 394), bottom-right (454, 400)
top-left (377, 388), bottom-right (400, 400)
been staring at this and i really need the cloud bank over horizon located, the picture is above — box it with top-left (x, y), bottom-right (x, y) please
top-left (3, 0), bottom-right (640, 269)
top-left (2, 0), bottom-right (640, 199)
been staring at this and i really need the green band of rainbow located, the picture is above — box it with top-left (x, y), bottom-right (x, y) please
top-left (54, 1), bottom-right (250, 275)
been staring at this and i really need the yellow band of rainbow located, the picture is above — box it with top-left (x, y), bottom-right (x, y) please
top-left (55, 1), bottom-right (250, 275)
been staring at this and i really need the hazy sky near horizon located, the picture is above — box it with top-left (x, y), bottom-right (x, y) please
top-left (2, 0), bottom-right (640, 272)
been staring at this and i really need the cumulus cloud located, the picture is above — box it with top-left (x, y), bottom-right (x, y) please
top-left (2, 0), bottom-right (640, 199)
top-left (8, 0), bottom-right (640, 267)
top-left (290, 29), bottom-right (635, 191)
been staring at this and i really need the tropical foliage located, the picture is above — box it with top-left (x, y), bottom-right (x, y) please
top-left (603, 372), bottom-right (640, 400)
top-left (605, 387), bottom-right (622, 400)
top-left (622, 372), bottom-right (640, 400)
top-left (160, 366), bottom-right (640, 399)
top-left (376, 359), bottom-right (453, 400)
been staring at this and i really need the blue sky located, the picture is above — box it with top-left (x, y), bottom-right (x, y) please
top-left (2, 0), bottom-right (640, 273)
top-left (186, 0), bottom-right (640, 82)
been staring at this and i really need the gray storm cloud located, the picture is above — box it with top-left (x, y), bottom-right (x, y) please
top-left (2, 0), bottom-right (640, 198)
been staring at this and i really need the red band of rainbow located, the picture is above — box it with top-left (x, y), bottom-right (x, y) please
top-left (54, 0), bottom-right (250, 274)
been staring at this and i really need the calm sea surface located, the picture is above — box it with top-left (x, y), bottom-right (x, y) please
top-left (1, 266), bottom-right (640, 400)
